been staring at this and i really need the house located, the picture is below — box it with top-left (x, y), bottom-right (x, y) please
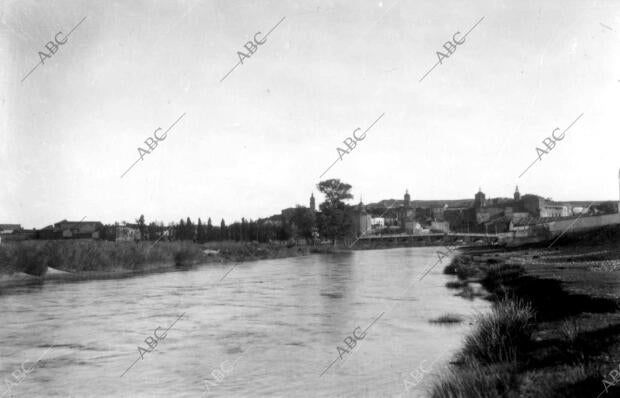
top-left (371, 217), bottom-right (385, 228)
top-left (52, 219), bottom-right (104, 239)
top-left (0, 224), bottom-right (22, 235)
top-left (115, 224), bottom-right (142, 242)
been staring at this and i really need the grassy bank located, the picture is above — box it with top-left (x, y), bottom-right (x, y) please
top-left (432, 226), bottom-right (620, 397)
top-left (0, 240), bottom-right (335, 281)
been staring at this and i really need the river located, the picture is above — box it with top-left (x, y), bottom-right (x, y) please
top-left (0, 247), bottom-right (490, 397)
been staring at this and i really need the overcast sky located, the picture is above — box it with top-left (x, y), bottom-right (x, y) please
top-left (1, 0), bottom-right (619, 228)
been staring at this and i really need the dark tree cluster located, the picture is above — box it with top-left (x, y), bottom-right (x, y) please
top-left (99, 179), bottom-right (356, 244)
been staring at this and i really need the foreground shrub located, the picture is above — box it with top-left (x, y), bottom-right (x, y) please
top-left (460, 298), bottom-right (535, 365)
top-left (482, 264), bottom-right (524, 294)
top-left (430, 362), bottom-right (519, 398)
top-left (444, 256), bottom-right (481, 280)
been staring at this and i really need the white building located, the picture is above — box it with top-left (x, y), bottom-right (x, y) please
top-left (371, 217), bottom-right (385, 228)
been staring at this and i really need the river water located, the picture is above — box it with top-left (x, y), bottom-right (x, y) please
top-left (0, 247), bottom-right (490, 397)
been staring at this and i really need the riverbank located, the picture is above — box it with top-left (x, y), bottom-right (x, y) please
top-left (0, 240), bottom-right (335, 288)
top-left (432, 225), bottom-right (620, 397)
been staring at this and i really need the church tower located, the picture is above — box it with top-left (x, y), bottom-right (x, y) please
top-left (401, 189), bottom-right (413, 232)
top-left (310, 193), bottom-right (316, 212)
top-left (514, 185), bottom-right (521, 201)
top-left (474, 187), bottom-right (486, 209)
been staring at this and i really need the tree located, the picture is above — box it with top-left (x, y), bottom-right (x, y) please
top-left (241, 218), bottom-right (247, 241)
top-left (207, 218), bottom-right (214, 241)
top-left (220, 219), bottom-right (227, 240)
top-left (291, 206), bottom-right (315, 243)
top-left (317, 179), bottom-right (353, 207)
top-left (178, 219), bottom-right (185, 240)
top-left (186, 217), bottom-right (194, 241)
top-left (147, 222), bottom-right (158, 241)
top-left (136, 214), bottom-right (146, 240)
top-left (197, 218), bottom-right (205, 243)
top-left (317, 179), bottom-right (354, 243)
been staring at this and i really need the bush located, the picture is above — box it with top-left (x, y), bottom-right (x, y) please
top-left (0, 242), bottom-right (49, 276)
top-left (482, 264), bottom-right (524, 293)
top-left (430, 362), bottom-right (518, 398)
top-left (444, 256), bottom-right (481, 280)
top-left (460, 298), bottom-right (535, 365)
top-left (16, 244), bottom-right (48, 276)
top-left (173, 248), bottom-right (194, 267)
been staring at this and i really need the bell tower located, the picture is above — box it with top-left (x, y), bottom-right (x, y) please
top-left (310, 192), bottom-right (316, 212)
top-left (514, 185), bottom-right (521, 201)
top-left (474, 187), bottom-right (486, 209)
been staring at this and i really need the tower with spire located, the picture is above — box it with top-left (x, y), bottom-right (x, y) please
top-left (514, 185), bottom-right (521, 201)
top-left (309, 192), bottom-right (316, 212)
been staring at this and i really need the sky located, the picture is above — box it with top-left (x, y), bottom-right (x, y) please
top-left (1, 0), bottom-right (619, 229)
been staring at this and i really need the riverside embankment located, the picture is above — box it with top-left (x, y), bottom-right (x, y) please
top-left (432, 225), bottom-right (620, 397)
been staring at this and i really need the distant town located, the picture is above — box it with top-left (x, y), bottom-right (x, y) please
top-left (2, 172), bottom-right (620, 247)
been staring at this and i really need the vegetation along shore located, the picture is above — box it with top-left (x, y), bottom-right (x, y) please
top-left (431, 225), bottom-right (620, 398)
top-left (0, 240), bottom-right (335, 288)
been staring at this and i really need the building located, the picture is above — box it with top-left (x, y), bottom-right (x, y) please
top-left (444, 207), bottom-right (477, 232)
top-left (400, 190), bottom-right (416, 233)
top-left (476, 206), bottom-right (504, 224)
top-left (352, 201), bottom-right (372, 237)
top-left (0, 224), bottom-right (22, 235)
top-left (430, 221), bottom-right (450, 233)
top-left (310, 193), bottom-right (316, 212)
top-left (50, 219), bottom-right (103, 239)
top-left (116, 224), bottom-right (141, 242)
top-left (371, 217), bottom-right (385, 228)
top-left (431, 206), bottom-right (446, 221)
top-left (520, 194), bottom-right (570, 218)
top-left (474, 188), bottom-right (486, 209)
top-left (514, 185), bottom-right (521, 201)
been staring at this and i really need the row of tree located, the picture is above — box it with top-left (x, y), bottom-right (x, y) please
top-left (101, 179), bottom-right (358, 244)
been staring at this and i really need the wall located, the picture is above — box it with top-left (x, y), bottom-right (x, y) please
top-left (547, 213), bottom-right (620, 235)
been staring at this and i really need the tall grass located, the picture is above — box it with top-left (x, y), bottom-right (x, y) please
top-left (460, 298), bottom-right (535, 365)
top-left (0, 239), bottom-right (319, 276)
top-left (0, 240), bottom-right (206, 275)
top-left (430, 298), bottom-right (535, 398)
top-left (430, 362), bottom-right (518, 398)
